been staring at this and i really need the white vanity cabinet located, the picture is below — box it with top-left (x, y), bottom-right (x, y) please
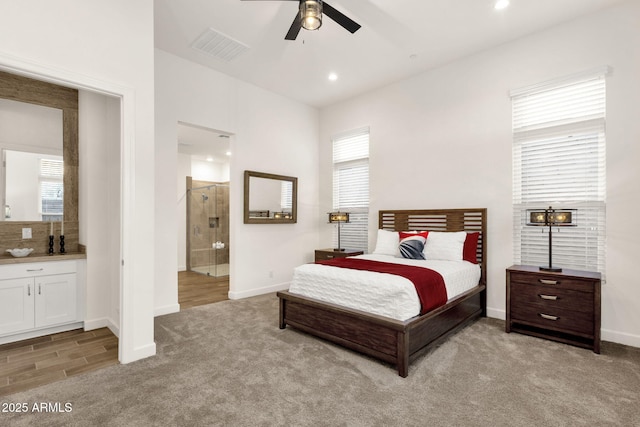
top-left (0, 259), bottom-right (84, 343)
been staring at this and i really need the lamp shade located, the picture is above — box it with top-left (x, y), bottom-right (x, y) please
top-left (328, 212), bottom-right (349, 223)
top-left (525, 206), bottom-right (577, 272)
top-left (301, 0), bottom-right (323, 31)
top-left (273, 212), bottom-right (292, 219)
top-left (527, 207), bottom-right (576, 227)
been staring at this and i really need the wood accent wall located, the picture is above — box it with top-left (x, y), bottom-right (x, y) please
top-left (0, 71), bottom-right (79, 255)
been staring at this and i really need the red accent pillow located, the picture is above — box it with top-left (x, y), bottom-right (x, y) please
top-left (399, 231), bottom-right (429, 240)
top-left (463, 232), bottom-right (480, 264)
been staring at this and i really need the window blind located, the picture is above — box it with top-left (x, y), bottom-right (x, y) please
top-left (39, 158), bottom-right (64, 216)
top-left (332, 128), bottom-right (369, 251)
top-left (512, 69), bottom-right (607, 274)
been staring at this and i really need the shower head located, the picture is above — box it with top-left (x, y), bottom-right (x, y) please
top-left (202, 194), bottom-right (209, 202)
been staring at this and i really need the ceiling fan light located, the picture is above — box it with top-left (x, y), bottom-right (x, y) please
top-left (301, 0), bottom-right (322, 31)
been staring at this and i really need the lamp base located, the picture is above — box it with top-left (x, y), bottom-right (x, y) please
top-left (539, 266), bottom-right (562, 272)
top-left (333, 248), bottom-right (346, 252)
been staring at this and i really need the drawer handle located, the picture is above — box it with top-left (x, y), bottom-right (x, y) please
top-left (326, 255), bottom-right (334, 259)
top-left (26, 268), bottom-right (44, 272)
top-left (539, 279), bottom-right (558, 285)
top-left (539, 294), bottom-right (558, 301)
top-left (28, 285), bottom-right (31, 296)
top-left (539, 313), bottom-right (559, 321)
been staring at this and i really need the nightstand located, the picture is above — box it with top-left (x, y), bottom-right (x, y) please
top-left (315, 248), bottom-right (364, 262)
top-left (506, 265), bottom-right (601, 353)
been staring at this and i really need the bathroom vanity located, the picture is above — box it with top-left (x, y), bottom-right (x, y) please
top-left (0, 254), bottom-right (86, 345)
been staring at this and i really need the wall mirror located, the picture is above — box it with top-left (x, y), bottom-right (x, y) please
top-left (1, 98), bottom-right (64, 221)
top-left (244, 170), bottom-right (297, 224)
top-left (0, 70), bottom-right (78, 224)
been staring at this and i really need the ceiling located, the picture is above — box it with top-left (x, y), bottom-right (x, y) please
top-left (154, 0), bottom-right (624, 109)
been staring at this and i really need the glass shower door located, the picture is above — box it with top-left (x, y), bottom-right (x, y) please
top-left (188, 184), bottom-right (229, 277)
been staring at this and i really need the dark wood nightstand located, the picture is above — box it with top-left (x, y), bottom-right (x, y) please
top-left (506, 265), bottom-right (601, 353)
top-left (315, 248), bottom-right (364, 262)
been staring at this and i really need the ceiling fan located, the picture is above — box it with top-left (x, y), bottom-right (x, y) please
top-left (242, 0), bottom-right (361, 40)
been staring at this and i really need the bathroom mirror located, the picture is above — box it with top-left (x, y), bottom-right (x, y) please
top-left (244, 170), bottom-right (297, 224)
top-left (0, 70), bottom-right (78, 223)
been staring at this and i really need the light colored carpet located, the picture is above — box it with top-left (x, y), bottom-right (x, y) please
top-left (2, 293), bottom-right (639, 426)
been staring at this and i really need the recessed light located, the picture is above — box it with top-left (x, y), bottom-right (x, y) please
top-left (226, 151), bottom-right (232, 156)
top-left (328, 72), bottom-right (338, 81)
top-left (495, 0), bottom-right (509, 10)
top-left (206, 156), bottom-right (214, 162)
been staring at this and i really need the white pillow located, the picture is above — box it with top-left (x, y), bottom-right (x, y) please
top-left (372, 229), bottom-right (399, 256)
top-left (423, 231), bottom-right (466, 261)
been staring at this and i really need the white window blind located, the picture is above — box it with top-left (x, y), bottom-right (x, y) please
top-left (39, 158), bottom-right (64, 220)
top-left (512, 68), bottom-right (607, 274)
top-left (280, 181), bottom-right (292, 210)
top-left (332, 128), bottom-right (369, 251)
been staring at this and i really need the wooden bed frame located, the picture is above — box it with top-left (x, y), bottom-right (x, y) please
top-left (277, 208), bottom-right (487, 377)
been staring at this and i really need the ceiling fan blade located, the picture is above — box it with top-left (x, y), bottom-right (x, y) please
top-left (322, 2), bottom-right (361, 34)
top-left (285, 13), bottom-right (303, 40)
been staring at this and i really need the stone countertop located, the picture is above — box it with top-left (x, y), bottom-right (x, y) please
top-left (0, 252), bottom-right (87, 265)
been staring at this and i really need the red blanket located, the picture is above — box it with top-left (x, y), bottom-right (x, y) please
top-left (316, 258), bottom-right (448, 315)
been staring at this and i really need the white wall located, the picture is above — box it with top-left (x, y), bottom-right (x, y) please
top-left (79, 91), bottom-right (121, 336)
top-left (155, 49), bottom-right (320, 309)
top-left (0, 0), bottom-right (156, 362)
top-left (320, 0), bottom-right (640, 347)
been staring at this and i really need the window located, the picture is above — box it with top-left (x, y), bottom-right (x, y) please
top-left (511, 68), bottom-right (607, 274)
top-left (39, 157), bottom-right (64, 222)
top-left (332, 128), bottom-right (369, 251)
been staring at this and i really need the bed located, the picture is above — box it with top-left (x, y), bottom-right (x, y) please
top-left (277, 208), bottom-right (487, 377)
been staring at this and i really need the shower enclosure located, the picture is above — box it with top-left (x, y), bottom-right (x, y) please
top-left (187, 181), bottom-right (229, 277)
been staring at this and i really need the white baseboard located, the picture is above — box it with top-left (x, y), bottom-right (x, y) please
top-left (602, 328), bottom-right (640, 348)
top-left (120, 342), bottom-right (156, 364)
top-left (486, 307), bottom-right (506, 320)
top-left (84, 317), bottom-right (120, 338)
top-left (228, 282), bottom-right (290, 300)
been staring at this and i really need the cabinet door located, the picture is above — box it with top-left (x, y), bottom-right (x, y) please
top-left (35, 274), bottom-right (77, 328)
top-left (0, 278), bottom-right (35, 335)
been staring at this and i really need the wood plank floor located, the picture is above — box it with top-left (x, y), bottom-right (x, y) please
top-left (178, 270), bottom-right (229, 310)
top-left (0, 271), bottom-right (228, 396)
top-left (0, 327), bottom-right (118, 397)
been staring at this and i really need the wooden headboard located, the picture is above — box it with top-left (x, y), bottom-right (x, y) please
top-left (379, 208), bottom-right (487, 286)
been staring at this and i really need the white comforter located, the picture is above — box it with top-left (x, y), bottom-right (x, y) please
top-left (288, 254), bottom-right (481, 321)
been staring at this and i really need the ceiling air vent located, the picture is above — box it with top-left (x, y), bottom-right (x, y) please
top-left (191, 28), bottom-right (250, 62)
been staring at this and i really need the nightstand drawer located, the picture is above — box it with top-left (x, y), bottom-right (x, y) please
top-left (509, 272), bottom-right (595, 293)
top-left (510, 304), bottom-right (594, 337)
top-left (510, 282), bottom-right (594, 314)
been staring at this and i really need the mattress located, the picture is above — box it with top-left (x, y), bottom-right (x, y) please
top-left (288, 254), bottom-right (481, 321)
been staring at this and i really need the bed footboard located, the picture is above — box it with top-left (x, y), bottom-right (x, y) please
top-left (278, 284), bottom-right (485, 377)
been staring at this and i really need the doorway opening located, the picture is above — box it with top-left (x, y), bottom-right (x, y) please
top-left (177, 122), bottom-right (231, 309)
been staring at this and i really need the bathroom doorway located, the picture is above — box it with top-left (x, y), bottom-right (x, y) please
top-left (177, 122), bottom-right (231, 309)
top-left (186, 180), bottom-right (229, 277)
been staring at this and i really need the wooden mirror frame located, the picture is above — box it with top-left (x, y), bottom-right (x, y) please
top-left (0, 70), bottom-right (79, 254)
top-left (244, 170), bottom-right (297, 224)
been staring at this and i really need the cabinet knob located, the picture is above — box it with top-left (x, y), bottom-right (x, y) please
top-left (539, 313), bottom-right (559, 321)
top-left (539, 279), bottom-right (558, 285)
top-left (539, 294), bottom-right (558, 301)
